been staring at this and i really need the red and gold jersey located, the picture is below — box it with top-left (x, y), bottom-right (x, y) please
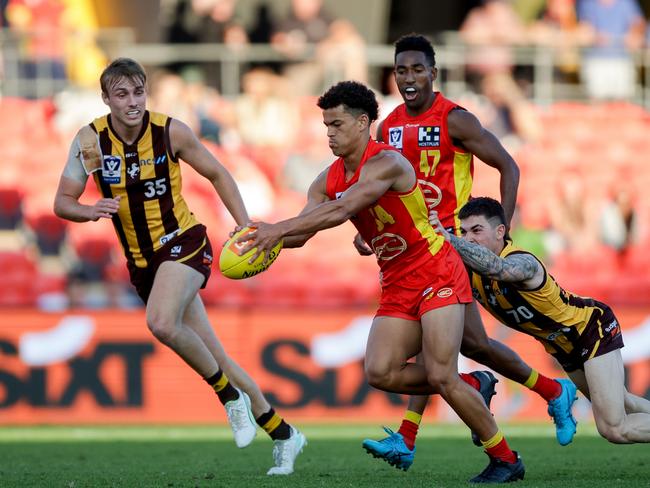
top-left (90, 111), bottom-right (200, 268)
top-left (380, 93), bottom-right (473, 233)
top-left (325, 139), bottom-right (445, 286)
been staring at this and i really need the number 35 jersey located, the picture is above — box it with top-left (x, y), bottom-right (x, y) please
top-left (325, 139), bottom-right (445, 287)
top-left (380, 93), bottom-right (473, 233)
top-left (90, 111), bottom-right (200, 268)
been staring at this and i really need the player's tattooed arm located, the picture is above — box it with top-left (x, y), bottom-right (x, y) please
top-left (448, 235), bottom-right (540, 282)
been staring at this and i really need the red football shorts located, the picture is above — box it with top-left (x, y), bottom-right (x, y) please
top-left (376, 242), bottom-right (472, 321)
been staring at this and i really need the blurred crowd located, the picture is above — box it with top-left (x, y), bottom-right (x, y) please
top-left (1, 0), bottom-right (650, 309)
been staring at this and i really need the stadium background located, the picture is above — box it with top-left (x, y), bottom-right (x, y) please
top-left (1, 0), bottom-right (650, 428)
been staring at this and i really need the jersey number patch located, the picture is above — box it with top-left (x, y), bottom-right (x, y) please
top-left (369, 204), bottom-right (395, 232)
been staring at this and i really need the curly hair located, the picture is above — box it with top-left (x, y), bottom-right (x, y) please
top-left (317, 81), bottom-right (379, 123)
top-left (394, 33), bottom-right (436, 68)
top-left (100, 58), bottom-right (147, 95)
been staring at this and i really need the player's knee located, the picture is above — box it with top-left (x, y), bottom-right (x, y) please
top-left (364, 360), bottom-right (396, 390)
top-left (146, 314), bottom-right (178, 345)
top-left (426, 369), bottom-right (455, 395)
top-left (596, 420), bottom-right (628, 444)
top-left (460, 336), bottom-right (490, 362)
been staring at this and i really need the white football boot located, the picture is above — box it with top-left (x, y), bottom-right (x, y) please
top-left (266, 426), bottom-right (307, 475)
top-left (224, 388), bottom-right (256, 448)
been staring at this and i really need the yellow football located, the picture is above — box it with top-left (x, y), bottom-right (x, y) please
top-left (219, 227), bottom-right (283, 279)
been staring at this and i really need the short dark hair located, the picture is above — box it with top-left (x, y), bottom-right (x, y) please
top-left (394, 33), bottom-right (436, 68)
top-left (317, 81), bottom-right (379, 123)
top-left (100, 58), bottom-right (147, 95)
top-left (459, 197), bottom-right (507, 227)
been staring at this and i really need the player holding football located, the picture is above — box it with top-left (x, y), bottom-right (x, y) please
top-left (240, 80), bottom-right (525, 483)
top-left (358, 33), bottom-right (576, 470)
top-left (53, 58), bottom-right (305, 475)
top-left (433, 197), bottom-right (650, 444)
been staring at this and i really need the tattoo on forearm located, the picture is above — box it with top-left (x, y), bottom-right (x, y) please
top-left (449, 235), bottom-right (538, 282)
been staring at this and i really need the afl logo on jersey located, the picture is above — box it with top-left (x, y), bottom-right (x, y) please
top-left (102, 155), bottom-right (122, 184)
top-left (388, 127), bottom-right (403, 150)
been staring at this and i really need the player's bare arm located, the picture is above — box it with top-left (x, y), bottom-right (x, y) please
top-left (241, 150), bottom-right (413, 260)
top-left (447, 109), bottom-right (520, 224)
top-left (281, 169), bottom-right (331, 249)
top-left (170, 118), bottom-right (249, 226)
top-left (53, 135), bottom-right (121, 222)
top-left (449, 235), bottom-right (542, 286)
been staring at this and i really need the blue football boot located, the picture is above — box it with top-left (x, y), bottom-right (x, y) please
top-left (362, 427), bottom-right (415, 471)
top-left (547, 378), bottom-right (578, 446)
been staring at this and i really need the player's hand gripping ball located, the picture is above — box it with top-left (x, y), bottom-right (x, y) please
top-left (219, 227), bottom-right (283, 279)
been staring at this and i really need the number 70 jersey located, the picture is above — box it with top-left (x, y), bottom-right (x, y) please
top-left (380, 92), bottom-right (474, 233)
top-left (90, 111), bottom-right (199, 268)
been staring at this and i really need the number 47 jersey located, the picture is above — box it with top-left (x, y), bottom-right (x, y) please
top-left (325, 139), bottom-right (445, 287)
top-left (90, 111), bottom-right (199, 268)
top-left (380, 92), bottom-right (474, 233)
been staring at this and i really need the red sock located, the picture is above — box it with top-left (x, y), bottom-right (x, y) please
top-left (484, 436), bottom-right (517, 464)
top-left (397, 419), bottom-right (418, 450)
top-left (531, 375), bottom-right (562, 402)
top-left (460, 372), bottom-right (480, 391)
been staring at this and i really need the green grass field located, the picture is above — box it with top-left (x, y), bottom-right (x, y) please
top-left (1, 424), bottom-right (649, 487)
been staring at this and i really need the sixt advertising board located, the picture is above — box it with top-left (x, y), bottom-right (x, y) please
top-left (1, 307), bottom-right (649, 424)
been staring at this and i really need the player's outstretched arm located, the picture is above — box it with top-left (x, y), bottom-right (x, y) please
top-left (447, 109), bottom-right (520, 225)
top-left (282, 169), bottom-right (331, 249)
top-left (242, 151), bottom-right (409, 261)
top-left (170, 119), bottom-right (249, 226)
top-left (450, 236), bottom-right (541, 284)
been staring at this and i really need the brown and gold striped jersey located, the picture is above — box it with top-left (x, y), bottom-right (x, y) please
top-left (471, 242), bottom-right (605, 356)
top-left (90, 111), bottom-right (199, 268)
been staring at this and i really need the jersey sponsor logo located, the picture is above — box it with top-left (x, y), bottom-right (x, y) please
top-left (437, 287), bottom-right (453, 298)
top-left (418, 126), bottom-right (440, 147)
top-left (418, 180), bottom-right (443, 209)
top-left (388, 126), bottom-right (404, 149)
top-left (102, 155), bottom-right (122, 184)
top-left (370, 233), bottom-right (407, 261)
top-left (605, 319), bottom-right (620, 337)
top-left (127, 162), bottom-right (140, 179)
top-left (159, 228), bottom-right (180, 246)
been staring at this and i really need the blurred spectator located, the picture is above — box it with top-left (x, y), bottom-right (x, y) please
top-left (271, 0), bottom-right (333, 95)
top-left (459, 0), bottom-right (527, 77)
top-left (316, 18), bottom-right (367, 85)
top-left (280, 99), bottom-right (332, 194)
top-left (599, 182), bottom-right (637, 254)
top-left (547, 169), bottom-right (600, 253)
top-left (457, 71), bottom-right (542, 150)
top-left (577, 0), bottom-right (646, 100)
top-left (232, 67), bottom-right (299, 183)
top-left (161, 0), bottom-right (248, 88)
top-left (527, 0), bottom-right (593, 83)
top-left (248, 3), bottom-right (275, 44)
